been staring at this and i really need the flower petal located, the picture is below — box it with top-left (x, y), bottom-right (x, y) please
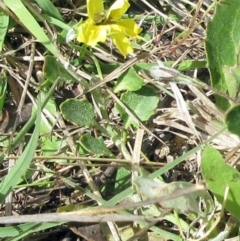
top-left (66, 28), bottom-right (76, 43)
top-left (110, 29), bottom-right (133, 57)
top-left (77, 20), bottom-right (107, 47)
top-left (87, 0), bottom-right (105, 23)
top-left (117, 19), bottom-right (142, 37)
top-left (106, 0), bottom-right (130, 21)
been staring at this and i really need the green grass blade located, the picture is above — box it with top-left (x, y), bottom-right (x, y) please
top-left (0, 96), bottom-right (41, 204)
top-left (0, 71), bottom-right (7, 115)
top-left (0, 80), bottom-right (58, 164)
top-left (35, 0), bottom-right (64, 21)
top-left (0, 9), bottom-right (9, 52)
top-left (0, 222), bottom-right (63, 239)
top-left (3, 0), bottom-right (59, 56)
top-left (42, 14), bottom-right (71, 31)
top-left (9, 80), bottom-right (59, 152)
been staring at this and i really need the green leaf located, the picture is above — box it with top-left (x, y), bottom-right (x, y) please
top-left (98, 62), bottom-right (120, 74)
top-left (222, 65), bottom-right (239, 99)
top-left (205, 0), bottom-right (240, 109)
top-left (0, 95), bottom-right (41, 204)
top-left (177, 60), bottom-right (207, 71)
top-left (43, 55), bottom-right (76, 86)
top-left (60, 99), bottom-right (95, 127)
top-left (0, 9), bottom-right (9, 52)
top-left (0, 71), bottom-right (7, 115)
top-left (201, 146), bottom-right (240, 219)
top-left (3, 0), bottom-right (59, 56)
top-left (100, 167), bottom-right (131, 204)
top-left (79, 133), bottom-right (113, 157)
top-left (134, 176), bottom-right (205, 215)
top-left (41, 136), bottom-right (67, 157)
top-left (230, 61), bottom-right (240, 81)
top-left (35, 0), bottom-right (64, 21)
top-left (116, 85), bottom-right (159, 128)
top-left (114, 66), bottom-right (143, 93)
top-left (225, 104), bottom-right (240, 137)
top-left (114, 167), bottom-right (131, 192)
top-left (32, 91), bottom-right (57, 134)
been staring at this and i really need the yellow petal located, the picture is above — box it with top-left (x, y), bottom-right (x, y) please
top-left (110, 30), bottom-right (133, 57)
top-left (117, 19), bottom-right (142, 37)
top-left (77, 20), bottom-right (107, 47)
top-left (117, 19), bottom-right (142, 38)
top-left (87, 0), bottom-right (105, 23)
top-left (106, 0), bottom-right (130, 21)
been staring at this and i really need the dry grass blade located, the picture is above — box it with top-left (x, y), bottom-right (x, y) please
top-left (0, 182), bottom-right (205, 224)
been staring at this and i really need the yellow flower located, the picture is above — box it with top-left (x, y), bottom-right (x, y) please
top-left (76, 0), bottom-right (142, 57)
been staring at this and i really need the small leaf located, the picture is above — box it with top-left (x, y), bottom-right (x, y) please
top-left (41, 136), bottom-right (67, 157)
top-left (60, 99), bottom-right (95, 127)
top-left (43, 55), bottom-right (76, 86)
top-left (225, 104), bottom-right (240, 137)
top-left (134, 176), bottom-right (167, 198)
top-left (201, 145), bottom-right (240, 219)
top-left (134, 177), bottom-right (203, 215)
top-left (114, 67), bottom-right (143, 93)
top-left (116, 85), bottom-right (159, 128)
top-left (79, 133), bottom-right (113, 157)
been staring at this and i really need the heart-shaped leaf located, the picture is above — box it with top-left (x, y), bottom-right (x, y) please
top-left (79, 133), bottom-right (113, 157)
top-left (134, 176), bottom-right (208, 215)
top-left (201, 145), bottom-right (240, 219)
top-left (116, 85), bottom-right (159, 128)
top-left (114, 67), bottom-right (143, 93)
top-left (60, 99), bottom-right (95, 127)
